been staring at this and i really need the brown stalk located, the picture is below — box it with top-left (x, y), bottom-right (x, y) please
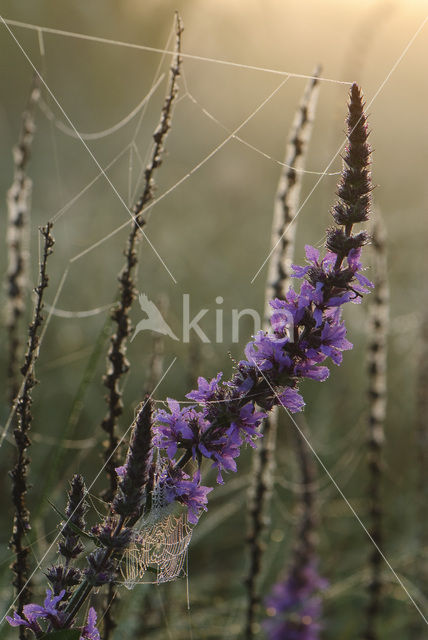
top-left (100, 17), bottom-right (183, 640)
top-left (288, 415), bottom-right (318, 582)
top-left (5, 78), bottom-right (40, 406)
top-left (244, 68), bottom-right (320, 639)
top-left (9, 223), bottom-right (54, 635)
top-left (364, 211), bottom-right (389, 640)
top-left (100, 13), bottom-right (183, 504)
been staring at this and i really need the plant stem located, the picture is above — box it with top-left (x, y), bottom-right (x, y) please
top-left (245, 68), bottom-right (320, 639)
top-left (100, 13), bottom-right (183, 505)
top-left (9, 223), bottom-right (54, 633)
top-left (6, 77), bottom-right (40, 407)
top-left (364, 211), bottom-right (388, 640)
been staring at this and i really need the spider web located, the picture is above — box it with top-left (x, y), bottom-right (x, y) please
top-left (119, 511), bottom-right (193, 589)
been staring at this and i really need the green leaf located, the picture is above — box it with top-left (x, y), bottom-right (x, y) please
top-left (41, 630), bottom-right (81, 640)
top-left (47, 499), bottom-right (95, 541)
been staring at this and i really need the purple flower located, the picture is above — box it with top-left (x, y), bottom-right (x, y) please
top-left (319, 320), bottom-right (353, 365)
top-left (227, 402), bottom-right (266, 447)
top-left (293, 361), bottom-right (330, 382)
top-left (277, 387), bottom-right (305, 413)
top-left (164, 467), bottom-right (213, 524)
top-left (155, 395), bottom-right (263, 484)
top-left (115, 465), bottom-right (126, 478)
top-left (6, 589), bottom-right (68, 634)
top-left (243, 331), bottom-right (291, 373)
top-left (291, 245), bottom-right (336, 281)
top-left (6, 611), bottom-right (42, 636)
top-left (81, 607), bottom-right (100, 640)
top-left (263, 561), bottom-right (328, 640)
top-left (153, 399), bottom-right (197, 457)
top-left (208, 435), bottom-right (242, 484)
top-left (347, 248), bottom-right (374, 297)
top-left (186, 373), bottom-right (223, 402)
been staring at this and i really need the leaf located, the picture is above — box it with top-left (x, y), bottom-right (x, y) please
top-left (41, 630), bottom-right (81, 640)
top-left (47, 499), bottom-right (95, 541)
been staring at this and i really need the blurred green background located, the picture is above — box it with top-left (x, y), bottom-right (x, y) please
top-left (0, 1), bottom-right (427, 638)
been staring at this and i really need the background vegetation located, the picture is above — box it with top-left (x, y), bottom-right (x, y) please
top-left (0, 1), bottom-right (427, 637)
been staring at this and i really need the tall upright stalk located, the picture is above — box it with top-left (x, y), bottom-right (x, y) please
top-left (100, 17), bottom-right (183, 639)
top-left (245, 69), bottom-right (320, 638)
top-left (100, 13), bottom-right (183, 504)
top-left (364, 211), bottom-right (389, 640)
top-left (6, 78), bottom-right (40, 407)
top-left (289, 414), bottom-right (318, 583)
top-left (9, 223), bottom-right (54, 636)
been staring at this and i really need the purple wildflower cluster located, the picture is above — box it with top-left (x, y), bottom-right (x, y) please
top-left (263, 561), bottom-right (328, 640)
top-left (152, 83), bottom-right (373, 525)
top-left (6, 82), bottom-right (371, 637)
top-left (153, 389), bottom-right (266, 523)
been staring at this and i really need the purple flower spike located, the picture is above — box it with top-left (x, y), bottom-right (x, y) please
top-left (81, 607), bottom-right (100, 640)
top-left (264, 561), bottom-right (328, 640)
top-left (150, 83), bottom-right (373, 525)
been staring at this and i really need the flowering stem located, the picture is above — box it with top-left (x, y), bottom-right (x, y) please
top-left (64, 515), bottom-right (125, 626)
top-left (9, 223), bottom-right (54, 628)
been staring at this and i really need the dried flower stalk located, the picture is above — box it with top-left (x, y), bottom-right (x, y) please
top-left (5, 79), bottom-right (40, 406)
top-left (100, 13), bottom-right (183, 504)
top-left (245, 69), bottom-right (320, 639)
top-left (9, 222), bottom-right (54, 632)
top-left (99, 18), bottom-right (182, 638)
top-left (290, 415), bottom-right (318, 576)
top-left (264, 66), bottom-right (321, 321)
top-left (364, 212), bottom-right (389, 640)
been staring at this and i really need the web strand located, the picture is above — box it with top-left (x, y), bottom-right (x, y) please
top-left (3, 17), bottom-right (353, 85)
top-left (68, 75), bottom-right (291, 264)
top-left (181, 74), bottom-right (341, 177)
top-left (255, 365), bottom-right (428, 627)
top-left (37, 74), bottom-right (165, 140)
top-left (250, 11), bottom-right (428, 283)
top-left (0, 15), bottom-right (178, 283)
